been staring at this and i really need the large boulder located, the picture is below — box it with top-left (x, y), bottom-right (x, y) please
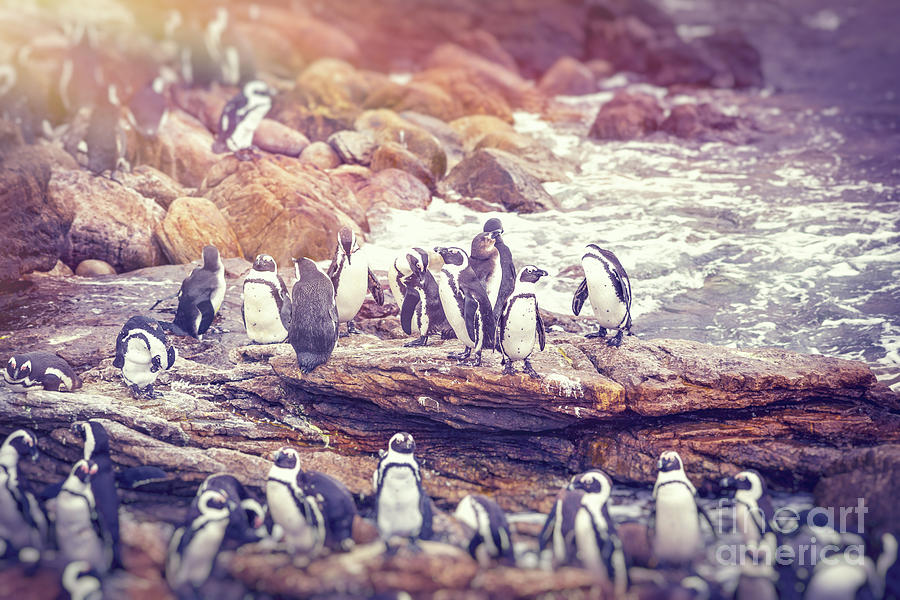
top-left (154, 197), bottom-right (244, 265)
top-left (356, 168), bottom-right (432, 214)
top-left (442, 149), bottom-right (557, 213)
top-left (589, 92), bottom-right (664, 140)
top-left (354, 109), bottom-right (447, 182)
top-left (538, 56), bottom-right (597, 96)
top-left (129, 109), bottom-right (220, 188)
top-left (370, 142), bottom-right (436, 192)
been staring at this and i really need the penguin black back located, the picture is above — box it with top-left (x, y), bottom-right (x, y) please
top-left (288, 258), bottom-right (339, 373)
top-left (483, 218), bottom-right (516, 323)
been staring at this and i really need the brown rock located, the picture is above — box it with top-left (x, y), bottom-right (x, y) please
top-left (589, 92), bottom-right (664, 140)
top-left (695, 30), bottom-right (764, 89)
top-left (154, 197), bottom-right (243, 264)
top-left (238, 9), bottom-right (360, 68)
top-left (363, 79), bottom-right (462, 123)
top-left (398, 111), bottom-right (466, 171)
top-left (51, 168), bottom-right (166, 272)
top-left (171, 85), bottom-right (229, 132)
top-left (129, 109), bottom-right (220, 188)
top-left (75, 259), bottom-right (116, 277)
top-left (473, 130), bottom-right (572, 183)
top-left (370, 142), bottom-right (436, 192)
top-left (538, 56), bottom-right (596, 97)
top-left (116, 165), bottom-right (186, 210)
top-left (25, 259), bottom-right (74, 278)
top-left (327, 129), bottom-right (377, 165)
top-left (199, 155), bottom-right (363, 264)
top-left (415, 67), bottom-right (515, 123)
top-left (299, 141), bottom-right (341, 169)
top-left (660, 102), bottom-right (753, 144)
top-left (448, 115), bottom-right (516, 151)
top-left (354, 109), bottom-right (448, 181)
top-left (328, 164), bottom-right (374, 196)
top-left (356, 168), bottom-right (432, 213)
top-left (291, 58), bottom-right (381, 122)
top-left (442, 149), bottom-right (557, 213)
top-left (253, 119), bottom-right (310, 157)
top-left (455, 29), bottom-right (520, 73)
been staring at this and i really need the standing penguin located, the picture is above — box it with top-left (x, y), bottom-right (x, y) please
top-left (59, 559), bottom-right (103, 600)
top-left (469, 230), bottom-right (503, 317)
top-left (242, 254), bottom-right (290, 344)
top-left (327, 227), bottom-right (384, 336)
top-left (126, 75), bottom-right (168, 138)
top-left (388, 249), bottom-right (414, 312)
top-left (265, 447), bottom-right (320, 553)
top-left (113, 315), bottom-right (177, 398)
top-left (453, 494), bottom-right (514, 565)
top-left (650, 451), bottom-right (707, 565)
top-left (497, 265), bottom-right (548, 378)
top-left (483, 218), bottom-right (517, 323)
top-left (804, 533), bottom-right (898, 600)
top-left (50, 459), bottom-right (110, 573)
top-left (3, 352), bottom-right (82, 392)
top-left (297, 468), bottom-right (358, 552)
top-left (165, 489), bottom-right (233, 595)
top-left (539, 470), bottom-right (628, 595)
top-left (572, 244), bottom-right (633, 347)
top-left (85, 84), bottom-right (126, 180)
top-left (720, 469), bottom-right (774, 544)
top-left (735, 534), bottom-right (779, 600)
top-left (168, 245), bottom-right (226, 340)
top-left (0, 429), bottom-right (47, 563)
top-left (399, 248), bottom-right (452, 347)
top-left (288, 258), bottom-right (339, 373)
top-left (430, 247), bottom-right (496, 366)
top-left (212, 79), bottom-right (272, 160)
top-left (373, 432), bottom-right (433, 543)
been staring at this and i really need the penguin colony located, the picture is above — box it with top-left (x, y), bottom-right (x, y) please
top-left (2, 426), bottom-right (897, 600)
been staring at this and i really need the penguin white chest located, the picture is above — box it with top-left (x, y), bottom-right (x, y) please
top-left (228, 103), bottom-right (269, 151)
top-left (436, 272), bottom-right (475, 347)
top-left (734, 502), bottom-right (762, 543)
top-left (573, 507), bottom-right (606, 571)
top-left (0, 474), bottom-right (30, 546)
top-left (210, 266), bottom-right (226, 314)
top-left (243, 279), bottom-right (288, 343)
top-left (582, 259), bottom-right (627, 329)
top-left (122, 338), bottom-right (156, 388)
top-left (334, 258), bottom-right (368, 322)
top-left (376, 467), bottom-right (423, 538)
top-left (653, 485), bottom-right (701, 562)
top-left (502, 297), bottom-right (537, 360)
top-left (173, 520), bottom-right (228, 587)
top-left (55, 491), bottom-right (106, 571)
top-left (266, 480), bottom-right (316, 551)
top-left (484, 256), bottom-right (501, 308)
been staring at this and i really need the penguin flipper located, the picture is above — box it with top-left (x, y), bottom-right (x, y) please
top-left (112, 331), bottom-right (127, 369)
top-left (538, 506), bottom-right (556, 552)
top-left (280, 296), bottom-right (293, 330)
top-left (117, 466), bottom-right (168, 489)
top-left (400, 288), bottom-right (421, 335)
top-left (572, 278), bottom-right (588, 316)
top-left (463, 296), bottom-right (480, 347)
top-left (196, 300), bottom-right (215, 335)
top-left (536, 308), bottom-right (546, 351)
top-left (367, 268), bottom-right (384, 305)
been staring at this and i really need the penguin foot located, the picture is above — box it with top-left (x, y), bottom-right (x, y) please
top-left (234, 148), bottom-right (257, 162)
top-left (404, 336), bottom-right (429, 347)
top-left (607, 331), bottom-right (624, 347)
top-left (502, 362), bottom-right (517, 376)
top-left (447, 348), bottom-right (471, 360)
top-left (523, 360), bottom-right (541, 379)
top-left (460, 352), bottom-right (482, 367)
top-left (128, 384), bottom-right (143, 399)
top-left (585, 327), bottom-right (608, 339)
top-left (346, 321), bottom-right (361, 335)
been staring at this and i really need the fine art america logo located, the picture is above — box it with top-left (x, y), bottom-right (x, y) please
top-left (713, 498), bottom-right (869, 567)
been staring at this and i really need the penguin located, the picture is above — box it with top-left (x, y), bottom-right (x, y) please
top-left (59, 559), bottom-right (103, 600)
top-left (166, 245), bottom-right (227, 340)
top-left (572, 244), bottom-right (633, 347)
top-left (58, 24), bottom-right (104, 115)
top-left (469, 230), bottom-right (504, 316)
top-left (388, 250), bottom-right (414, 312)
top-left (804, 532), bottom-right (898, 600)
top-left (50, 459), bottom-right (110, 573)
top-left (483, 218), bottom-right (517, 323)
top-left (242, 254), bottom-right (291, 344)
top-left (288, 257), bottom-right (339, 373)
top-left (211, 79), bottom-right (273, 160)
top-left (373, 432), bottom-right (433, 543)
top-left (719, 469), bottom-right (774, 544)
top-left (0, 429), bottom-right (47, 564)
top-left (126, 75), bottom-right (168, 138)
top-left (734, 534), bottom-right (779, 600)
top-left (650, 450), bottom-right (709, 565)
top-left (165, 489), bottom-right (233, 594)
top-left (326, 227), bottom-right (384, 336)
top-left (497, 265), bottom-right (548, 378)
top-left (85, 84), bottom-right (126, 180)
top-left (430, 246), bottom-right (496, 365)
top-left (399, 248), bottom-right (453, 347)
top-left (198, 473), bottom-right (267, 542)
top-left (538, 470), bottom-right (628, 595)
top-left (265, 447), bottom-right (321, 553)
top-left (177, 9), bottom-right (227, 88)
top-left (71, 421), bottom-right (122, 570)
top-left (453, 494), bottom-right (515, 565)
top-left (3, 352), bottom-right (82, 392)
top-left (297, 468), bottom-right (358, 552)
top-left (112, 315), bottom-right (178, 398)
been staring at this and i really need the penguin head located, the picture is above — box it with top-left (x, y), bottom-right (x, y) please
top-left (657, 450), bottom-right (684, 473)
top-left (71, 459), bottom-right (98, 483)
top-left (252, 254), bottom-right (277, 272)
top-left (3, 355), bottom-right (25, 382)
top-left (470, 231), bottom-right (498, 259)
top-left (72, 420), bottom-right (110, 458)
top-left (483, 218), bottom-right (503, 235)
top-left (273, 447), bottom-right (300, 470)
top-left (1, 429), bottom-right (38, 461)
top-left (201, 245), bottom-right (221, 270)
top-left (570, 470), bottom-right (612, 497)
top-left (728, 470), bottom-right (767, 502)
top-left (407, 248), bottom-right (429, 275)
top-left (294, 257), bottom-right (321, 280)
top-left (388, 432), bottom-right (415, 454)
top-left (241, 79), bottom-right (272, 102)
top-left (519, 265), bottom-right (548, 284)
top-left (198, 489), bottom-right (230, 514)
top-left (337, 227), bottom-right (359, 263)
top-left (433, 247), bottom-right (467, 269)
top-left (241, 497), bottom-right (267, 530)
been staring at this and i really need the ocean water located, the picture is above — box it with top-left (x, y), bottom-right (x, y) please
top-left (365, 79), bottom-right (900, 390)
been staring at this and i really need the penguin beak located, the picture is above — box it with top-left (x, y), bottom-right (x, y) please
top-left (536, 268), bottom-right (548, 278)
top-left (489, 229), bottom-right (502, 240)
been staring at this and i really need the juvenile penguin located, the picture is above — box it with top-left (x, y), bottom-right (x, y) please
top-left (539, 470), bottom-right (627, 594)
top-left (497, 265), bottom-right (548, 378)
top-left (483, 218), bottom-right (517, 323)
top-left (242, 254), bottom-right (290, 344)
top-left (113, 315), bottom-right (177, 398)
top-left (469, 230), bottom-right (503, 316)
top-left (3, 352), bottom-right (82, 392)
top-left (165, 489), bottom-right (233, 594)
top-left (59, 559), bottom-right (103, 600)
top-left (212, 79), bottom-right (272, 159)
top-left (453, 494), bottom-right (514, 565)
top-left (650, 450), bottom-right (705, 565)
top-left (288, 258), bottom-right (339, 373)
top-left (430, 247), bottom-right (496, 365)
top-left (399, 248), bottom-right (452, 347)
top-left (373, 432), bottom-right (433, 543)
top-left (0, 429), bottom-right (47, 563)
top-left (265, 447), bottom-right (320, 553)
top-left (327, 227), bottom-right (384, 336)
top-left (51, 459), bottom-right (109, 573)
top-left (170, 245), bottom-right (226, 340)
top-left (572, 244), bottom-right (633, 346)
top-left (720, 469), bottom-right (773, 544)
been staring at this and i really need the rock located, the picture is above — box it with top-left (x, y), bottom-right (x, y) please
top-left (398, 111), bottom-right (466, 171)
top-left (414, 67), bottom-right (515, 123)
top-left (75, 259), bottom-right (116, 277)
top-left (589, 92), bottom-right (664, 140)
top-left (290, 59), bottom-right (383, 126)
top-left (455, 29), bottom-right (520, 73)
top-left (25, 259), bottom-right (74, 278)
top-left (199, 155), bottom-right (363, 264)
top-left (370, 142), bottom-right (436, 192)
top-left (328, 164), bottom-right (374, 196)
top-left (538, 56), bottom-right (596, 96)
top-left (356, 168), bottom-right (432, 213)
top-left (423, 45), bottom-right (536, 111)
top-left (694, 29), bottom-right (765, 89)
top-left (473, 130), bottom-right (572, 183)
top-left (327, 129), bottom-right (377, 165)
top-left (442, 149), bottom-right (557, 213)
top-left (154, 197), bottom-right (243, 264)
top-left (448, 115), bottom-right (516, 151)
top-left (129, 109), bottom-right (220, 188)
top-left (354, 109), bottom-right (448, 181)
top-left (253, 119), bottom-right (310, 157)
top-left (50, 168), bottom-right (166, 272)
top-left (299, 141), bottom-right (341, 169)
top-left (660, 102), bottom-right (756, 144)
top-left (237, 9), bottom-right (360, 69)
top-left (171, 85), bottom-right (229, 132)
top-left (0, 146), bottom-right (72, 280)
top-left (363, 79), bottom-right (462, 123)
top-left (116, 165), bottom-right (186, 210)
